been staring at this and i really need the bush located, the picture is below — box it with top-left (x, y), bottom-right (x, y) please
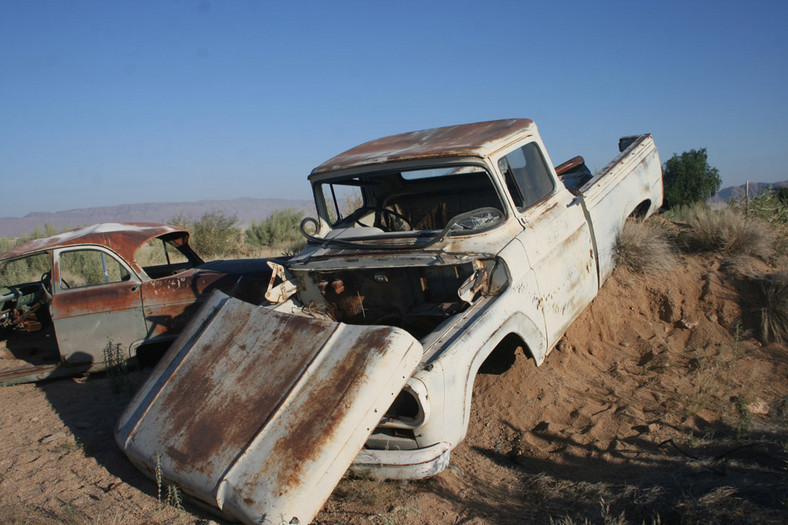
top-left (0, 236), bottom-right (15, 255)
top-left (246, 208), bottom-right (304, 247)
top-left (730, 187), bottom-right (788, 225)
top-left (660, 201), bottom-right (708, 223)
top-left (684, 207), bottom-right (773, 260)
top-left (0, 223), bottom-right (62, 255)
top-left (662, 148), bottom-right (722, 208)
top-left (614, 219), bottom-right (676, 274)
top-left (729, 189), bottom-right (788, 255)
top-left (170, 211), bottom-right (241, 258)
top-left (1, 224), bottom-right (66, 285)
top-left (753, 272), bottom-right (788, 343)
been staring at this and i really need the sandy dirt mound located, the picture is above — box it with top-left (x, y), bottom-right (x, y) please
top-left (319, 254), bottom-right (788, 524)
top-left (1, 252), bottom-right (786, 524)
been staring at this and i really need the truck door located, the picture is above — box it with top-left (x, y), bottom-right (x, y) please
top-left (50, 247), bottom-right (147, 364)
top-left (498, 141), bottom-right (598, 349)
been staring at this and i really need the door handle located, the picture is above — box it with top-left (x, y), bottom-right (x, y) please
top-left (130, 286), bottom-right (138, 293)
top-left (567, 196), bottom-right (582, 207)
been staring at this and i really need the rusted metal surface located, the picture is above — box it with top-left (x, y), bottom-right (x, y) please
top-left (0, 223), bottom-right (190, 272)
top-left (50, 277), bottom-right (147, 362)
top-left (311, 119), bottom-right (535, 175)
top-left (263, 261), bottom-right (297, 304)
top-left (116, 291), bottom-right (422, 525)
top-left (554, 155), bottom-right (586, 176)
top-left (0, 361), bottom-right (105, 386)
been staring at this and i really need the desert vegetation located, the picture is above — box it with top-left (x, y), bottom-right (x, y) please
top-left (662, 148), bottom-right (721, 209)
top-left (0, 209), bottom-right (305, 263)
top-left (614, 219), bottom-right (676, 274)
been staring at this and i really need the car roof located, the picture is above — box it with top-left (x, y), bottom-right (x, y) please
top-left (0, 223), bottom-right (187, 264)
top-left (310, 118), bottom-right (536, 177)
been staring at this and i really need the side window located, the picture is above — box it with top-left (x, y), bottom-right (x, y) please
top-left (0, 252), bottom-right (50, 287)
top-left (138, 238), bottom-right (190, 266)
top-left (498, 142), bottom-right (555, 209)
top-left (59, 250), bottom-right (130, 289)
top-left (322, 183), bottom-right (364, 224)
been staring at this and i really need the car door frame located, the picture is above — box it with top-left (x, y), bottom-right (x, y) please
top-left (50, 245), bottom-right (147, 364)
top-left (492, 137), bottom-right (599, 350)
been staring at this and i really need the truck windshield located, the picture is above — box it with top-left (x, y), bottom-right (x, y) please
top-left (317, 164), bottom-right (504, 237)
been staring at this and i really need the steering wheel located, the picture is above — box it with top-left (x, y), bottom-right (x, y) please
top-left (40, 271), bottom-right (52, 294)
top-left (375, 207), bottom-right (413, 232)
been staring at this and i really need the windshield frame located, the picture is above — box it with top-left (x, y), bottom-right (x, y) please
top-left (309, 157), bottom-right (510, 247)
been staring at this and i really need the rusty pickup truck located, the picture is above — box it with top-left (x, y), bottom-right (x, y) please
top-left (116, 119), bottom-right (662, 523)
top-left (0, 223), bottom-right (272, 385)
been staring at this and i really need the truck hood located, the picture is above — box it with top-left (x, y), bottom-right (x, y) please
top-left (115, 290), bottom-right (422, 524)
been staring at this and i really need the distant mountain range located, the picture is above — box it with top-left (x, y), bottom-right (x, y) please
top-left (708, 180), bottom-right (788, 204)
top-left (0, 197), bottom-right (314, 238)
top-left (3, 180), bottom-right (786, 239)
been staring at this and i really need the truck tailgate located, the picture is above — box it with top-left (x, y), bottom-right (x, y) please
top-left (115, 290), bottom-right (423, 524)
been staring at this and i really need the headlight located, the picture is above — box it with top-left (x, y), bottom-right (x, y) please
top-left (378, 379), bottom-right (429, 429)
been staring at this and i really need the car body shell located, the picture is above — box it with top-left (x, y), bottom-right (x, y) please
top-left (0, 222), bottom-right (272, 385)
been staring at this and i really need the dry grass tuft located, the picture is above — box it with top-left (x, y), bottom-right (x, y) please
top-left (614, 219), bottom-right (676, 274)
top-left (752, 272), bottom-right (788, 343)
top-left (684, 207), bottom-right (773, 259)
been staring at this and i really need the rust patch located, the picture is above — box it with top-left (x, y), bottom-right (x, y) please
top-left (0, 223), bottom-right (186, 267)
top-left (555, 156), bottom-right (586, 177)
top-left (311, 119), bottom-right (534, 175)
top-left (146, 304), bottom-right (333, 480)
top-left (263, 328), bottom-right (392, 491)
top-left (51, 282), bottom-right (141, 318)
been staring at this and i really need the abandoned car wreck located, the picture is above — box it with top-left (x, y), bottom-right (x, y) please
top-left (0, 222), bottom-right (273, 385)
top-left (116, 118), bottom-right (663, 524)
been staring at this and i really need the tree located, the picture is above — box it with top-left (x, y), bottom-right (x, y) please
top-left (246, 208), bottom-right (304, 247)
top-left (662, 148), bottom-right (721, 208)
top-left (169, 211), bottom-right (241, 257)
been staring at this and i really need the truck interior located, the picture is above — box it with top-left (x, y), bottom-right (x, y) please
top-left (319, 165), bottom-right (505, 233)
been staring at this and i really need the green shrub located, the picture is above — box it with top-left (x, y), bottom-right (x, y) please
top-left (0, 223), bottom-right (64, 285)
top-left (0, 236), bottom-right (16, 255)
top-left (170, 211), bottom-right (241, 258)
top-left (0, 252), bottom-right (50, 286)
top-left (246, 208), bottom-right (304, 248)
top-left (0, 223), bottom-right (62, 255)
top-left (730, 187), bottom-right (788, 225)
top-left (662, 148), bottom-right (721, 208)
top-left (614, 219), bottom-right (676, 274)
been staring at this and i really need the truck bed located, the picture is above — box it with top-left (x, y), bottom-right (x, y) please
top-left (579, 134), bottom-right (662, 283)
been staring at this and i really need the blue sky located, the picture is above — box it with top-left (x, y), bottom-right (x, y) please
top-left (2, 0), bottom-right (787, 218)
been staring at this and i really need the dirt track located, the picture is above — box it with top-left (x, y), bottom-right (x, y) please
top-left (1, 252), bottom-right (787, 524)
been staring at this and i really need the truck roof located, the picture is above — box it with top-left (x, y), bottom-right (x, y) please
top-left (311, 118), bottom-right (535, 176)
top-left (0, 223), bottom-right (186, 263)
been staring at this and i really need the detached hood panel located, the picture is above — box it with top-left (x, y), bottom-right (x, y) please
top-left (116, 290), bottom-right (422, 524)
